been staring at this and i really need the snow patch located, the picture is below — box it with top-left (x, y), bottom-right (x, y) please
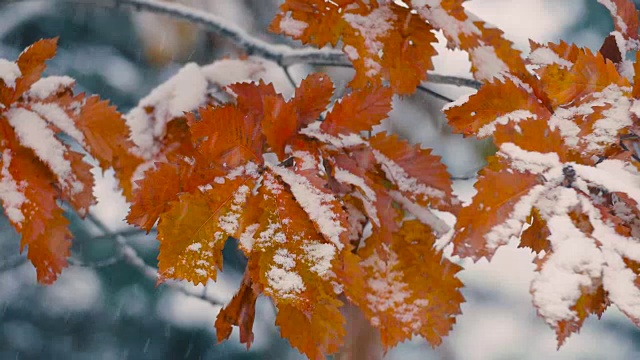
top-left (0, 150), bottom-right (26, 225)
top-left (27, 76), bottom-right (75, 99)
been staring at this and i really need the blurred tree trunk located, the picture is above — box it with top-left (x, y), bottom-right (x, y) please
top-left (337, 301), bottom-right (383, 360)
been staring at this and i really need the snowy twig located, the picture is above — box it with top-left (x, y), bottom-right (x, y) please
top-left (426, 74), bottom-right (482, 89)
top-left (84, 213), bottom-right (224, 306)
top-left (27, 0), bottom-right (482, 90)
top-left (68, 253), bottom-right (123, 268)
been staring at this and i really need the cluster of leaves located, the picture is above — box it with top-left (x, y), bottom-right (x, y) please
top-left (445, 0), bottom-right (640, 345)
top-left (0, 38), bottom-right (138, 283)
top-left (127, 75), bottom-right (463, 359)
top-left (271, 0), bottom-right (527, 93)
top-left (6, 0), bottom-right (640, 358)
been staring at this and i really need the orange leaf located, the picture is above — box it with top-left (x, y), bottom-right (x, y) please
top-left (188, 105), bottom-right (264, 168)
top-left (215, 271), bottom-right (259, 349)
top-left (445, 80), bottom-right (550, 138)
top-left (321, 86), bottom-right (392, 136)
top-left (276, 300), bottom-right (345, 360)
top-left (157, 178), bottom-right (256, 284)
top-left (270, 0), bottom-right (346, 47)
top-left (292, 73), bottom-right (334, 127)
top-left (127, 162), bottom-right (181, 232)
top-left (369, 133), bottom-right (456, 212)
top-left (0, 39), bottom-right (140, 283)
top-left (379, 6), bottom-right (438, 94)
top-left (452, 156), bottom-right (541, 260)
top-left (7, 145), bottom-right (72, 284)
top-left (346, 221), bottom-right (463, 349)
top-left (72, 95), bottom-right (142, 196)
top-left (261, 95), bottom-right (298, 159)
top-left (13, 38), bottom-right (58, 101)
top-left (539, 49), bottom-right (629, 108)
top-left (272, 2), bottom-right (439, 94)
top-left (518, 208), bottom-right (551, 254)
top-left (226, 80), bottom-right (277, 115)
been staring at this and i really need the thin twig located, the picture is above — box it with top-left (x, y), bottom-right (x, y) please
top-left (90, 227), bottom-right (156, 241)
top-left (68, 253), bottom-right (123, 268)
top-left (11, 0), bottom-right (482, 90)
top-left (84, 213), bottom-right (224, 306)
top-left (282, 66), bottom-right (298, 89)
top-left (416, 85), bottom-right (454, 103)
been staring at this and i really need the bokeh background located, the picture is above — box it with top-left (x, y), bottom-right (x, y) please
top-left (0, 0), bottom-right (639, 359)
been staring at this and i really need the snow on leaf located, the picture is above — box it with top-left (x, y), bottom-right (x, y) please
top-left (12, 38), bottom-right (58, 102)
top-left (122, 58), bottom-right (280, 198)
top-left (344, 221), bottom-right (463, 349)
top-left (453, 104), bottom-right (640, 342)
top-left (331, 153), bottom-right (401, 248)
top-left (370, 132), bottom-right (456, 212)
top-left (452, 155), bottom-right (542, 260)
top-left (300, 121), bottom-right (367, 149)
top-left (268, 163), bottom-right (348, 250)
top-left (6, 107), bottom-right (85, 196)
top-left (597, 0), bottom-right (639, 52)
top-left (125, 63), bottom-right (207, 160)
top-left (529, 40), bottom-right (582, 66)
top-left (444, 79), bottom-right (550, 137)
top-left (25, 75), bottom-right (75, 100)
top-left (0, 150), bottom-right (26, 226)
top-left (157, 177), bottom-right (256, 285)
top-left (0, 59), bottom-right (20, 89)
top-left (412, 1), bottom-right (530, 83)
top-left (0, 39), bottom-right (137, 283)
top-left (129, 78), bottom-right (459, 357)
top-left (271, 1), bottom-right (437, 94)
top-left (539, 48), bottom-right (629, 108)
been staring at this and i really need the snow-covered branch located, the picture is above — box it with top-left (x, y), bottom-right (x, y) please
top-left (41, 0), bottom-right (482, 90)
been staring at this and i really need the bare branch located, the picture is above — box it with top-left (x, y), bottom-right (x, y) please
top-left (416, 85), bottom-right (454, 103)
top-left (84, 213), bottom-right (224, 306)
top-left (426, 74), bottom-right (482, 90)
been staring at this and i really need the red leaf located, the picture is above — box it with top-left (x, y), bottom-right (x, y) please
top-left (321, 86), bottom-right (393, 135)
top-left (215, 271), bottom-right (259, 349)
top-left (293, 73), bottom-right (334, 127)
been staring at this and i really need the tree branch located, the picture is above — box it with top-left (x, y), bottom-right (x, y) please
top-left (22, 0), bottom-right (482, 90)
